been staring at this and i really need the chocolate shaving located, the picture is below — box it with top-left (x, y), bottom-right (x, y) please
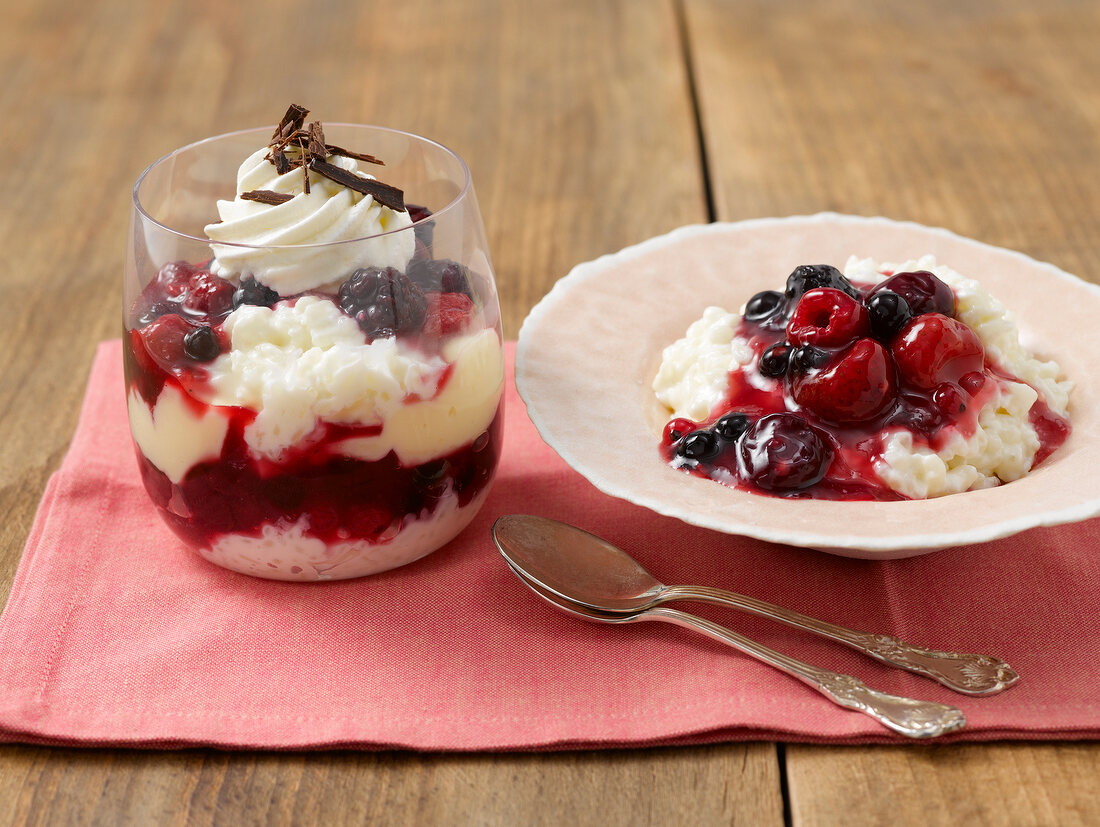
top-left (261, 104), bottom-right (405, 210)
top-left (272, 103), bottom-right (309, 144)
top-left (307, 122), bottom-right (327, 160)
top-left (271, 149), bottom-right (292, 175)
top-left (241, 189), bottom-right (294, 205)
top-left (326, 144), bottom-right (384, 166)
top-left (298, 137), bottom-right (310, 195)
top-left (310, 159), bottom-right (406, 212)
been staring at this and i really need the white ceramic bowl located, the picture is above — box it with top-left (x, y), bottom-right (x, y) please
top-left (515, 214), bottom-right (1100, 559)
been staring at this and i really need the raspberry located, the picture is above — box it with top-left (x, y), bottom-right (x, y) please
top-left (891, 314), bottom-right (985, 390)
top-left (337, 267), bottom-right (427, 339)
top-left (790, 338), bottom-right (897, 424)
top-left (133, 262), bottom-right (235, 326)
top-left (183, 271), bottom-right (235, 318)
top-left (422, 291), bottom-right (476, 337)
top-left (155, 261), bottom-right (197, 298)
top-left (786, 288), bottom-right (870, 349)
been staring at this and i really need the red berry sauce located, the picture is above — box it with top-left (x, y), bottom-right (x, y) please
top-left (661, 265), bottom-right (1071, 500)
top-left (126, 255), bottom-right (502, 553)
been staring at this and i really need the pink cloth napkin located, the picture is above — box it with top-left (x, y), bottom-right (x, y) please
top-left (0, 340), bottom-right (1098, 750)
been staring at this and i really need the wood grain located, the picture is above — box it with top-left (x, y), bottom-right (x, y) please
top-left (0, 744), bottom-right (782, 826)
top-left (685, 0), bottom-right (1100, 824)
top-left (3, 0), bottom-right (1100, 823)
top-left (685, 0), bottom-right (1100, 282)
top-left (0, 0), bottom-right (781, 825)
top-left (787, 743), bottom-right (1100, 827)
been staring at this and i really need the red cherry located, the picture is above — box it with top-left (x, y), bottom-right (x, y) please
top-left (959, 371), bottom-right (986, 396)
top-left (662, 417), bottom-right (696, 446)
top-left (786, 288), bottom-right (870, 348)
top-left (790, 337), bottom-right (897, 424)
top-left (870, 270), bottom-right (955, 317)
top-left (127, 328), bottom-right (159, 377)
top-left (138, 314), bottom-right (193, 373)
top-left (891, 314), bottom-right (985, 390)
top-left (932, 382), bottom-right (967, 417)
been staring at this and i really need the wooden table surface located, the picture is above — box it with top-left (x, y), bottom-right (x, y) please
top-left (3, 0), bottom-right (1099, 823)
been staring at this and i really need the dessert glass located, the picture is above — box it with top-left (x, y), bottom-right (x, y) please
top-left (124, 125), bottom-right (504, 581)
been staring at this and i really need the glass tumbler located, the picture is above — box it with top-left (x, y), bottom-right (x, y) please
top-left (123, 124), bottom-right (504, 581)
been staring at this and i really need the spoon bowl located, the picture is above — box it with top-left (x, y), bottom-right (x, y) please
top-left (504, 560), bottom-right (967, 739)
top-left (492, 514), bottom-right (1018, 696)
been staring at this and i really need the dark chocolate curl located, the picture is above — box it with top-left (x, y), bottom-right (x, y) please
top-left (310, 159), bottom-right (406, 211)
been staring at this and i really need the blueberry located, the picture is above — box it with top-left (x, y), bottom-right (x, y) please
top-left (744, 290), bottom-right (785, 323)
top-left (871, 270), bottom-right (955, 317)
top-left (866, 290), bottom-right (912, 340)
top-left (676, 430), bottom-right (721, 461)
top-left (785, 264), bottom-right (860, 301)
top-left (789, 345), bottom-right (828, 373)
top-left (759, 343), bottom-right (792, 378)
top-left (714, 413), bottom-right (751, 441)
top-left (183, 325), bottom-right (221, 362)
top-left (233, 276), bottom-right (280, 308)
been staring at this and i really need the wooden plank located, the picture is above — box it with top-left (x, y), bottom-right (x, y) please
top-left (0, 744), bottom-right (783, 826)
top-left (684, 0), bottom-right (1100, 278)
top-left (684, 0), bottom-right (1100, 824)
top-left (0, 0), bottom-right (784, 825)
top-left (787, 743), bottom-right (1100, 827)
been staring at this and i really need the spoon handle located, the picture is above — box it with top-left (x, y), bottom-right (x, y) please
top-left (659, 585), bottom-right (1017, 696)
top-left (644, 606), bottom-right (966, 739)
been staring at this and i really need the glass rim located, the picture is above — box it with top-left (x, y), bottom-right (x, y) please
top-left (131, 123), bottom-right (473, 249)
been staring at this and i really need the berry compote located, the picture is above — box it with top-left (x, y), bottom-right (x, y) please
top-left (125, 252), bottom-right (504, 580)
top-left (659, 264), bottom-right (1071, 500)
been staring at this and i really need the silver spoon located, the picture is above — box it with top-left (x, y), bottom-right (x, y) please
top-left (492, 514), bottom-right (1018, 696)
top-left (505, 561), bottom-right (966, 739)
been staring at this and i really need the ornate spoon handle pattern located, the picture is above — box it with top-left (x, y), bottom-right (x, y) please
top-left (659, 585), bottom-right (1018, 695)
top-left (646, 607), bottom-right (967, 739)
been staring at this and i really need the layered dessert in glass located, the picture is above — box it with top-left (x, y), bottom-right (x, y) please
top-left (124, 105), bottom-right (504, 580)
top-left (654, 256), bottom-right (1071, 500)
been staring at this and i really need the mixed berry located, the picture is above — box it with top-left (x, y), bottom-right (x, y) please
top-left (660, 264), bottom-right (1067, 500)
top-left (127, 205), bottom-right (482, 396)
top-left (124, 202), bottom-right (500, 558)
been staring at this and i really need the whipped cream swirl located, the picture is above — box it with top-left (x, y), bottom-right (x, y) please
top-left (204, 147), bottom-right (415, 295)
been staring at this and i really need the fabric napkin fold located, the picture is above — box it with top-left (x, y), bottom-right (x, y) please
top-left (0, 340), bottom-right (1098, 750)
